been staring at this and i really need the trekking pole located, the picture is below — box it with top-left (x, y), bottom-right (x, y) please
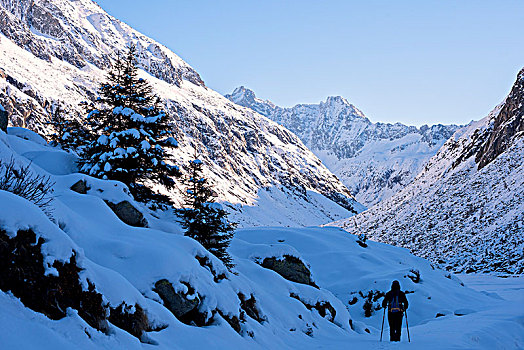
top-left (380, 307), bottom-right (385, 342)
top-left (405, 310), bottom-right (411, 342)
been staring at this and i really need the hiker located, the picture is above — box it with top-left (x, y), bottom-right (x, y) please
top-left (382, 280), bottom-right (409, 342)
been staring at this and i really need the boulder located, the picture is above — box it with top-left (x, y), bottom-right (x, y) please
top-left (154, 279), bottom-right (199, 320)
top-left (238, 293), bottom-right (265, 323)
top-left (0, 105), bottom-right (7, 132)
top-left (70, 179), bottom-right (88, 194)
top-left (106, 200), bottom-right (147, 227)
top-left (261, 255), bottom-right (317, 287)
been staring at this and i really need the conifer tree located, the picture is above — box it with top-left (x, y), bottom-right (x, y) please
top-left (177, 158), bottom-right (236, 269)
top-left (79, 45), bottom-right (180, 205)
top-left (47, 103), bottom-right (88, 151)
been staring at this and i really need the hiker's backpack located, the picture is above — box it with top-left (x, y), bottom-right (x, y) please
top-left (389, 294), bottom-right (402, 313)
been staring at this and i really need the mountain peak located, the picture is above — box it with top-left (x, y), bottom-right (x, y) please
top-left (225, 86), bottom-right (277, 116)
top-left (324, 95), bottom-right (350, 105)
top-left (228, 86), bottom-right (257, 103)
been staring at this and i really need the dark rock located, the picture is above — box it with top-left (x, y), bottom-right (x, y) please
top-left (261, 255), bottom-right (317, 287)
top-left (238, 293), bottom-right (265, 323)
top-left (109, 303), bottom-right (151, 341)
top-left (154, 279), bottom-right (199, 321)
top-left (70, 179), bottom-right (88, 194)
top-left (106, 200), bottom-right (147, 227)
top-left (0, 105), bottom-right (7, 132)
top-left (217, 310), bottom-right (242, 334)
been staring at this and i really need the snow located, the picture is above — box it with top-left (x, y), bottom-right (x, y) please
top-left (1, 125), bottom-right (522, 349)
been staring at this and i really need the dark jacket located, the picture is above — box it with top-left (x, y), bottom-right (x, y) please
top-left (382, 282), bottom-right (409, 312)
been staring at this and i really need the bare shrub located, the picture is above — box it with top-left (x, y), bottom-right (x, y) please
top-left (0, 157), bottom-right (55, 213)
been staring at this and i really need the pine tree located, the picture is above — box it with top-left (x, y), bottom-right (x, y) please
top-left (78, 45), bottom-right (180, 206)
top-left (47, 103), bottom-right (88, 151)
top-left (177, 158), bottom-right (236, 269)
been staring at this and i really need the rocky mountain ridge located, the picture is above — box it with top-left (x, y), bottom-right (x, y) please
top-left (330, 69), bottom-right (524, 274)
top-left (0, 0), bottom-right (364, 227)
top-left (226, 86), bottom-right (459, 206)
top-left (0, 0), bottom-right (204, 87)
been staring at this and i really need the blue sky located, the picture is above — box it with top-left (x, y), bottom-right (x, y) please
top-left (95, 0), bottom-right (523, 126)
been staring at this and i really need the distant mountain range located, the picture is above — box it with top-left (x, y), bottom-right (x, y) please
top-left (330, 68), bottom-right (524, 274)
top-left (226, 87), bottom-right (459, 207)
top-left (0, 0), bottom-right (364, 227)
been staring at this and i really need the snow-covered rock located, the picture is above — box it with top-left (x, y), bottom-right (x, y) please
top-left (226, 87), bottom-right (459, 207)
top-left (331, 68), bottom-right (524, 274)
top-left (0, 0), bottom-right (364, 227)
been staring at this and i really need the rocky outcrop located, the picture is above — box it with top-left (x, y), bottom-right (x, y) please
top-left (261, 255), bottom-right (317, 287)
top-left (476, 68), bottom-right (524, 169)
top-left (290, 293), bottom-right (337, 323)
top-left (238, 293), bottom-right (265, 323)
top-left (0, 228), bottom-right (108, 332)
top-left (106, 200), bottom-right (147, 227)
top-left (154, 279), bottom-right (200, 322)
top-left (0, 227), bottom-right (156, 342)
top-left (226, 87), bottom-right (459, 207)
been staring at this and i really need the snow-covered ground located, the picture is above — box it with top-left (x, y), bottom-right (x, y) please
top-left (0, 128), bottom-right (522, 349)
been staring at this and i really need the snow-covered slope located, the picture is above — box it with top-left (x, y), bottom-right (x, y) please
top-left (331, 68), bottom-right (524, 274)
top-left (0, 0), bottom-right (203, 87)
top-left (226, 87), bottom-right (459, 207)
top-left (0, 0), bottom-right (364, 227)
top-left (1, 127), bottom-right (523, 349)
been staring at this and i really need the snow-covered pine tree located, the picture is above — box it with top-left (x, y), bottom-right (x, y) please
top-left (78, 45), bottom-right (180, 206)
top-left (177, 158), bottom-right (236, 269)
top-left (47, 103), bottom-right (88, 151)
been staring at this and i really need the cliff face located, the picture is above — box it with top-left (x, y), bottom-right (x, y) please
top-left (226, 86), bottom-right (459, 207)
top-left (476, 68), bottom-right (524, 169)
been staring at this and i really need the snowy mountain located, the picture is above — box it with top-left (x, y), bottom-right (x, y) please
top-left (331, 68), bottom-right (524, 274)
top-left (226, 87), bottom-right (459, 207)
top-left (0, 0), bottom-right (365, 227)
top-left (1, 127), bottom-right (523, 349)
